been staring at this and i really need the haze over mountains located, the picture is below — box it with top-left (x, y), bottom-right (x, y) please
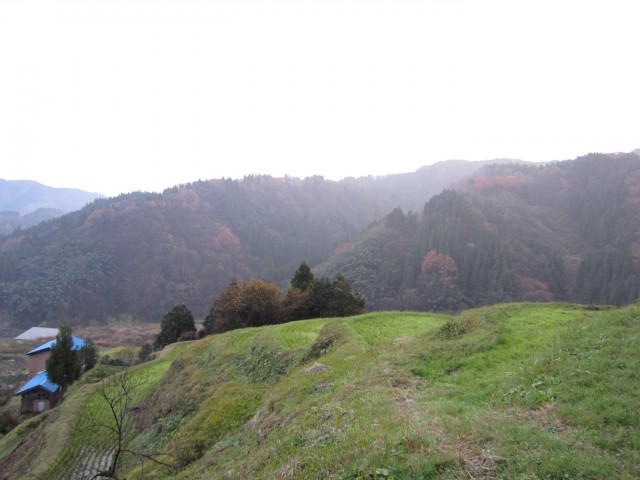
top-left (0, 179), bottom-right (104, 236)
top-left (1, 152), bottom-right (639, 327)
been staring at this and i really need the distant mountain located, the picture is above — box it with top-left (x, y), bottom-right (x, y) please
top-left (317, 151), bottom-right (640, 310)
top-left (342, 158), bottom-right (524, 213)
top-left (0, 179), bottom-right (104, 235)
top-left (0, 162), bottom-right (492, 326)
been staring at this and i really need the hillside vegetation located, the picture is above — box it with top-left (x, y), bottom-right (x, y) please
top-left (1, 303), bottom-right (638, 479)
top-left (0, 161), bottom-right (492, 326)
top-left (3, 153), bottom-right (639, 326)
top-left (319, 152), bottom-right (640, 310)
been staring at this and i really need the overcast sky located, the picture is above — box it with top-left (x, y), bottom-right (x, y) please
top-left (1, 0), bottom-right (639, 197)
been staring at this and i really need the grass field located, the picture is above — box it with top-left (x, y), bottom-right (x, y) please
top-left (1, 303), bottom-right (638, 479)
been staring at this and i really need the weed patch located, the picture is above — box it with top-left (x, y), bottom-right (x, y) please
top-left (301, 322), bottom-right (345, 363)
top-left (501, 374), bottom-right (560, 407)
top-left (169, 384), bottom-right (262, 466)
top-left (437, 317), bottom-right (471, 339)
top-left (235, 333), bottom-right (298, 383)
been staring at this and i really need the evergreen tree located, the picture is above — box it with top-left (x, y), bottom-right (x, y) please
top-left (154, 304), bottom-right (196, 349)
top-left (291, 262), bottom-right (314, 290)
top-left (307, 275), bottom-right (365, 318)
top-left (45, 324), bottom-right (81, 398)
top-left (202, 308), bottom-right (217, 335)
top-left (404, 189), bottom-right (515, 308)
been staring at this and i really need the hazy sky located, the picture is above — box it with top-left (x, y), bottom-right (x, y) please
top-left (1, 0), bottom-right (639, 196)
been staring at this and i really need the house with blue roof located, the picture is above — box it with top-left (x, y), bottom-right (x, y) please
top-left (15, 335), bottom-right (85, 414)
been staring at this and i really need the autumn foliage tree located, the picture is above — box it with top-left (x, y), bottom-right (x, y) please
top-left (421, 250), bottom-right (458, 276)
top-left (417, 250), bottom-right (464, 312)
top-left (282, 286), bottom-right (312, 321)
top-left (207, 263), bottom-right (365, 334)
top-left (209, 279), bottom-right (283, 333)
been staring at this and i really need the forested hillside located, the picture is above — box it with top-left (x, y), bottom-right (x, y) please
top-left (1, 153), bottom-right (639, 327)
top-left (318, 152), bottom-right (640, 310)
top-left (0, 161), bottom-right (486, 326)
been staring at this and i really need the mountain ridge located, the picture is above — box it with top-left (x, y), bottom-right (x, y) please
top-left (0, 179), bottom-right (104, 236)
top-left (0, 178), bottom-right (104, 215)
top-left (1, 152), bottom-right (639, 327)
top-left (0, 160), bottom-right (494, 326)
top-left (317, 151), bottom-right (640, 310)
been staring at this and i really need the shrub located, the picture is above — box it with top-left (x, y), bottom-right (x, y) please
top-left (100, 355), bottom-right (126, 367)
top-left (0, 410), bottom-right (18, 434)
top-left (437, 318), bottom-right (471, 339)
top-left (169, 385), bottom-right (261, 466)
top-left (302, 323), bottom-right (344, 363)
top-left (138, 342), bottom-right (153, 363)
top-left (79, 338), bottom-right (98, 371)
top-left (178, 330), bottom-right (197, 342)
top-left (0, 389), bottom-right (13, 408)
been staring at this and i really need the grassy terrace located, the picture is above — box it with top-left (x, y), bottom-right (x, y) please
top-left (1, 303), bottom-right (638, 479)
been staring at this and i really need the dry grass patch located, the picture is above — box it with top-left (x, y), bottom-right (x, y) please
top-left (302, 362), bottom-right (329, 375)
top-left (453, 438), bottom-right (504, 480)
top-left (76, 323), bottom-right (160, 348)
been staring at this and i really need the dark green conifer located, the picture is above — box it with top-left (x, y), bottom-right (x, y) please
top-left (291, 262), bottom-right (314, 291)
top-left (45, 324), bottom-right (81, 398)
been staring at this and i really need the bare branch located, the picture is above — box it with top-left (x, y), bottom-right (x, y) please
top-left (121, 449), bottom-right (178, 471)
top-left (90, 469), bottom-right (114, 480)
top-left (80, 368), bottom-right (157, 479)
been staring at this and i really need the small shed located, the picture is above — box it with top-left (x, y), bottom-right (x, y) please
top-left (15, 371), bottom-right (61, 413)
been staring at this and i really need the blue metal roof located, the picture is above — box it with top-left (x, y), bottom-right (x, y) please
top-left (15, 371), bottom-right (59, 395)
top-left (26, 336), bottom-right (85, 355)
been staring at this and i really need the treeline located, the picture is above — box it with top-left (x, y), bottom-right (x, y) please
top-left (152, 263), bottom-right (364, 348)
top-left (0, 162), bottom-right (496, 326)
top-left (204, 262), bottom-right (364, 334)
top-left (2, 153), bottom-right (640, 326)
top-left (0, 177), bottom-right (388, 326)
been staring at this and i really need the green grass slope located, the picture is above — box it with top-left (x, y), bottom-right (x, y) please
top-left (2, 303), bottom-right (639, 479)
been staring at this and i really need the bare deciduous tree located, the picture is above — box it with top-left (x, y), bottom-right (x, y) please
top-left (85, 369), bottom-right (176, 479)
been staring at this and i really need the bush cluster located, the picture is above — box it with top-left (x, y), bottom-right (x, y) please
top-left (204, 262), bottom-right (364, 334)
